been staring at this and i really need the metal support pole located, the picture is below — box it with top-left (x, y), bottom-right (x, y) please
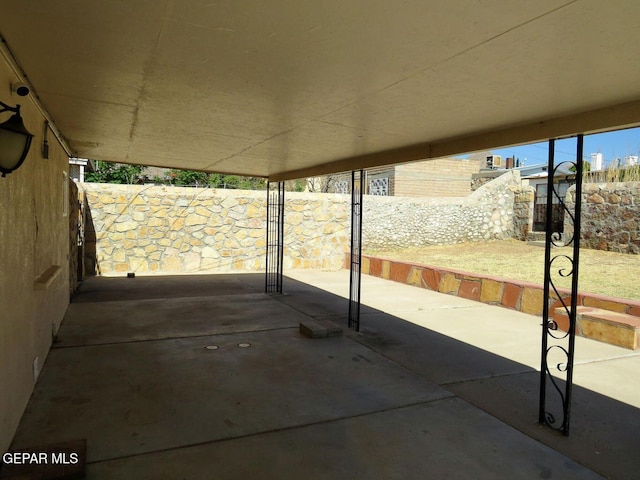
top-left (265, 181), bottom-right (285, 293)
top-left (348, 170), bottom-right (364, 331)
top-left (539, 135), bottom-right (584, 436)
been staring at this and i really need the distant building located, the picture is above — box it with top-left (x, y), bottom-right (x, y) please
top-left (69, 158), bottom-right (95, 182)
top-left (316, 157), bottom-right (481, 198)
top-left (624, 155), bottom-right (638, 166)
top-left (590, 152), bottom-right (604, 171)
top-left (520, 165), bottom-right (575, 233)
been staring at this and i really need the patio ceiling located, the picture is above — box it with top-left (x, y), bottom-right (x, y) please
top-left (1, 0), bottom-right (640, 180)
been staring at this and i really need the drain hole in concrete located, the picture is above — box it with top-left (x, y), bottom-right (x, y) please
top-left (205, 345), bottom-right (219, 350)
top-left (238, 343), bottom-right (251, 348)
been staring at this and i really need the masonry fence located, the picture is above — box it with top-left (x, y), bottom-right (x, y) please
top-left (75, 174), bottom-right (638, 281)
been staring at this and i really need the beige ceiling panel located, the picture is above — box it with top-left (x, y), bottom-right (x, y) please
top-left (0, 1), bottom-right (169, 103)
top-left (231, 121), bottom-right (405, 175)
top-left (127, 130), bottom-right (251, 168)
top-left (38, 94), bottom-right (135, 159)
top-left (204, 156), bottom-right (273, 177)
top-left (1, 0), bottom-right (639, 179)
top-left (317, 0), bottom-right (640, 166)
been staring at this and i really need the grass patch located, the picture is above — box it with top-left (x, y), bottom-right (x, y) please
top-left (363, 239), bottom-right (640, 301)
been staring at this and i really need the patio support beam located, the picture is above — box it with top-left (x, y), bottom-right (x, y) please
top-left (268, 100), bottom-right (640, 182)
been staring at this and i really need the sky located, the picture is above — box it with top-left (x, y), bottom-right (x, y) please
top-left (470, 126), bottom-right (640, 167)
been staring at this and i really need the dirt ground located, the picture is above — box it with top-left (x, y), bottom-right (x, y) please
top-left (363, 239), bottom-right (640, 301)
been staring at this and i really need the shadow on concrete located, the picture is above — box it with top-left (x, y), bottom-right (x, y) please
top-left (71, 273), bottom-right (264, 303)
top-left (5, 273), bottom-right (639, 479)
top-left (278, 275), bottom-right (640, 480)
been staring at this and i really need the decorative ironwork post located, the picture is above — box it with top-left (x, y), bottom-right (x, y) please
top-left (349, 170), bottom-right (364, 331)
top-left (265, 181), bottom-right (285, 293)
top-left (539, 135), bottom-right (584, 436)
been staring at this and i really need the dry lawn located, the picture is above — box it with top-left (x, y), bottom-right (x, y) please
top-left (363, 239), bottom-right (640, 301)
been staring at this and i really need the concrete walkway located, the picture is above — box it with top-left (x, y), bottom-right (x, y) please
top-left (6, 270), bottom-right (640, 479)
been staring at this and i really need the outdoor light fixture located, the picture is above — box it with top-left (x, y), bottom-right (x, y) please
top-left (0, 101), bottom-right (34, 177)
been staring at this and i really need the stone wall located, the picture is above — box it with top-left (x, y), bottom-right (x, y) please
top-left (512, 185), bottom-right (535, 240)
top-left (564, 182), bottom-right (640, 254)
top-left (363, 170), bottom-right (521, 249)
top-left (471, 170), bottom-right (504, 191)
top-left (80, 171), bottom-right (524, 276)
top-left (80, 184), bottom-right (350, 275)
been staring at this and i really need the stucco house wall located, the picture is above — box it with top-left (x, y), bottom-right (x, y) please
top-left (0, 57), bottom-right (70, 452)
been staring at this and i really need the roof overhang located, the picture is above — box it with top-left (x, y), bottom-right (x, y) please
top-left (2, 1), bottom-right (640, 180)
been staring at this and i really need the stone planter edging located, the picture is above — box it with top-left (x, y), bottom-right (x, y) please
top-left (349, 254), bottom-right (640, 318)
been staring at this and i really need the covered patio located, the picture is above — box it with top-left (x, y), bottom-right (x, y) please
top-left (6, 270), bottom-right (640, 479)
top-left (2, 2), bottom-right (640, 477)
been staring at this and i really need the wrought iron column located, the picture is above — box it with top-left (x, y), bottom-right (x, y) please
top-left (349, 170), bottom-right (364, 331)
top-left (265, 181), bottom-right (285, 293)
top-left (539, 135), bottom-right (584, 436)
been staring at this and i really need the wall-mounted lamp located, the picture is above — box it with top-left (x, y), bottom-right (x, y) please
top-left (0, 101), bottom-right (34, 177)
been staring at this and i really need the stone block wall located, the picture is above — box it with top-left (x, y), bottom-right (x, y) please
top-left (80, 171), bottom-right (527, 276)
top-left (363, 170), bottom-right (521, 249)
top-left (80, 184), bottom-right (350, 275)
top-left (512, 185), bottom-right (535, 240)
top-left (564, 181), bottom-right (640, 253)
top-left (471, 170), bottom-right (504, 191)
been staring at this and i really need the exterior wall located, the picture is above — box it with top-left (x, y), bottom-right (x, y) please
top-left (81, 172), bottom-right (521, 276)
top-left (68, 179), bottom-right (83, 293)
top-left (80, 185), bottom-right (350, 274)
top-left (471, 170), bottom-right (505, 191)
top-left (60, 172), bottom-right (544, 331)
top-left (393, 158), bottom-right (480, 197)
top-left (363, 170), bottom-right (520, 249)
top-left (512, 186), bottom-right (535, 240)
top-left (564, 182), bottom-right (640, 254)
top-left (316, 158), bottom-right (479, 197)
top-left (0, 62), bottom-right (70, 451)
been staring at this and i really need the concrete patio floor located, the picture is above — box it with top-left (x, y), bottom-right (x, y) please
top-left (5, 270), bottom-right (640, 479)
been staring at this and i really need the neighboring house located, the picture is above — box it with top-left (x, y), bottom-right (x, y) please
top-left (520, 166), bottom-right (574, 233)
top-left (69, 158), bottom-right (95, 182)
top-left (314, 157), bottom-right (481, 197)
top-left (471, 159), bottom-right (577, 235)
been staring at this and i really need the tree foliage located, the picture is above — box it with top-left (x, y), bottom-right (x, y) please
top-left (169, 169), bottom-right (267, 190)
top-left (85, 161), bottom-right (146, 184)
top-left (169, 169), bottom-right (210, 186)
top-left (85, 161), bottom-right (268, 190)
top-left (569, 160), bottom-right (591, 173)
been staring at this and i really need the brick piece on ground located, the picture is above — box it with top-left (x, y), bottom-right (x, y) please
top-left (300, 319), bottom-right (343, 338)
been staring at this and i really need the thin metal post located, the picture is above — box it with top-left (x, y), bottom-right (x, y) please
top-left (265, 181), bottom-right (271, 293)
top-left (265, 181), bottom-right (285, 293)
top-left (539, 135), bottom-right (583, 436)
top-left (349, 170), bottom-right (364, 331)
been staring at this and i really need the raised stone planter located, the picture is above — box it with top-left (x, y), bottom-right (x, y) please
top-left (354, 253), bottom-right (640, 348)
